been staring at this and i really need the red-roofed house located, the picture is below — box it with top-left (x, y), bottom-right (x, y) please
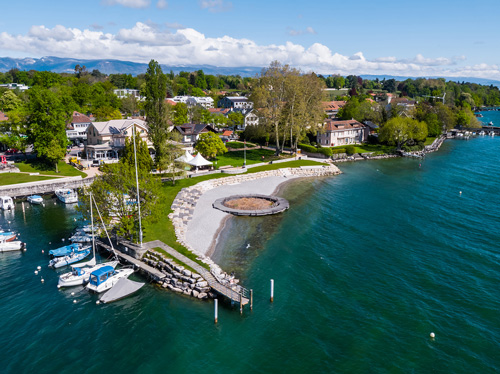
top-left (322, 101), bottom-right (346, 119)
top-left (66, 111), bottom-right (93, 145)
top-left (317, 119), bottom-right (369, 147)
top-left (0, 111), bottom-right (8, 122)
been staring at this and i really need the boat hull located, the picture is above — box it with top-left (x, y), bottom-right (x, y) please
top-left (49, 249), bottom-right (91, 268)
top-left (0, 241), bottom-right (25, 252)
top-left (58, 261), bottom-right (119, 288)
top-left (86, 268), bottom-right (134, 293)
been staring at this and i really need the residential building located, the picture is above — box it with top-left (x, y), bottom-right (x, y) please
top-left (218, 96), bottom-right (253, 110)
top-left (0, 111), bottom-right (8, 122)
top-left (0, 83), bottom-right (30, 91)
top-left (173, 123), bottom-right (217, 145)
top-left (317, 119), bottom-right (369, 147)
top-left (85, 119), bottom-right (150, 160)
top-left (322, 101), bottom-right (346, 119)
top-left (66, 111), bottom-right (92, 144)
top-left (242, 109), bottom-right (259, 129)
top-left (172, 95), bottom-right (214, 109)
top-left (113, 89), bottom-right (144, 101)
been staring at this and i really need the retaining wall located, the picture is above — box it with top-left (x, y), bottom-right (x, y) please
top-left (0, 176), bottom-right (95, 198)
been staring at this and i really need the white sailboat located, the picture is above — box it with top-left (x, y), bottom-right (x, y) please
top-left (58, 192), bottom-right (118, 288)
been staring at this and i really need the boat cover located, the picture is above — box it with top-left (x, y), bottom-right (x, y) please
top-left (99, 278), bottom-right (145, 304)
top-left (49, 243), bottom-right (80, 257)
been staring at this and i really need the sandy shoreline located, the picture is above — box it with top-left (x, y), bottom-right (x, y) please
top-left (185, 175), bottom-right (299, 257)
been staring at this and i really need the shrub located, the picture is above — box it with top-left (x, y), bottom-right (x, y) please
top-left (345, 145), bottom-right (356, 155)
top-left (317, 147), bottom-right (332, 157)
top-left (331, 148), bottom-right (346, 154)
top-left (298, 143), bottom-right (317, 153)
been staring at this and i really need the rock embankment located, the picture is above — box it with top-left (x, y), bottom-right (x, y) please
top-left (168, 164), bottom-right (341, 270)
top-left (142, 250), bottom-right (213, 300)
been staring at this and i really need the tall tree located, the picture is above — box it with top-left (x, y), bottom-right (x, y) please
top-left (379, 117), bottom-right (428, 150)
top-left (144, 60), bottom-right (168, 170)
top-left (26, 87), bottom-right (68, 172)
top-left (194, 132), bottom-right (227, 159)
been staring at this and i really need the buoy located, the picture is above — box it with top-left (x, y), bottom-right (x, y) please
top-left (57, 285), bottom-right (61, 289)
top-left (430, 332), bottom-right (435, 339)
top-left (49, 242), bottom-right (51, 245)
top-left (71, 292), bottom-right (75, 296)
top-left (74, 218), bottom-right (77, 222)
top-left (96, 301), bottom-right (100, 305)
top-left (41, 278), bottom-right (44, 283)
top-left (62, 238), bottom-right (65, 242)
top-left (41, 250), bottom-right (44, 254)
top-left (34, 271), bottom-right (38, 275)
top-left (73, 300), bottom-right (77, 304)
top-left (37, 266), bottom-right (41, 271)
top-left (459, 191), bottom-right (462, 195)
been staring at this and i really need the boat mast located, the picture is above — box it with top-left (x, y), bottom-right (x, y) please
top-left (90, 191), bottom-right (95, 258)
top-left (132, 124), bottom-right (143, 247)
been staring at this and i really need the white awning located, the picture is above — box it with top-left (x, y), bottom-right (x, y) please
top-left (175, 150), bottom-right (194, 163)
top-left (187, 153), bottom-right (212, 167)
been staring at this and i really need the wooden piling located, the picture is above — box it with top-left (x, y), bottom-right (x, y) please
top-left (270, 279), bottom-right (274, 302)
top-left (250, 289), bottom-right (253, 310)
top-left (240, 292), bottom-right (243, 314)
top-left (214, 299), bottom-right (218, 324)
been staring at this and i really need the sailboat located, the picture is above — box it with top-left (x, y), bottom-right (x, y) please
top-left (58, 193), bottom-right (119, 288)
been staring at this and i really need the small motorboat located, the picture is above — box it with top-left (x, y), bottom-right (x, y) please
top-left (49, 248), bottom-right (91, 268)
top-left (27, 195), bottom-right (44, 204)
top-left (0, 230), bottom-right (16, 242)
top-left (49, 243), bottom-right (88, 258)
top-left (55, 189), bottom-right (78, 204)
top-left (0, 240), bottom-right (26, 252)
top-left (58, 261), bottom-right (119, 288)
top-left (69, 233), bottom-right (94, 243)
top-left (0, 196), bottom-right (14, 210)
top-left (86, 266), bottom-right (134, 293)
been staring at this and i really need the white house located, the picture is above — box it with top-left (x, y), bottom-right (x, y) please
top-left (172, 95), bottom-right (214, 109)
top-left (113, 89), bottom-right (144, 101)
top-left (218, 96), bottom-right (253, 110)
top-left (0, 83), bottom-right (30, 91)
top-left (317, 119), bottom-right (369, 147)
top-left (66, 111), bottom-right (93, 145)
top-left (85, 119), bottom-right (150, 161)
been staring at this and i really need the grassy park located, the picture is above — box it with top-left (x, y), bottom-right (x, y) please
top-left (214, 148), bottom-right (292, 168)
top-left (0, 173), bottom-right (56, 186)
top-left (15, 160), bottom-right (87, 177)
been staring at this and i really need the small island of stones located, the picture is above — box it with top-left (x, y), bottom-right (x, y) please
top-left (213, 194), bottom-right (290, 216)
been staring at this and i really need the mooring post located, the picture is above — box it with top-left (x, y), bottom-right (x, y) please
top-left (270, 279), bottom-right (274, 302)
top-left (250, 289), bottom-right (253, 310)
top-left (240, 292), bottom-right (243, 314)
top-left (22, 202), bottom-right (25, 213)
top-left (214, 299), bottom-right (218, 324)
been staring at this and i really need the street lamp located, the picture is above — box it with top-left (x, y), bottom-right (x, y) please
top-left (243, 140), bottom-right (246, 168)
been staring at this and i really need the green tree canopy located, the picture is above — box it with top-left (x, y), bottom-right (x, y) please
top-left (173, 102), bottom-right (188, 125)
top-left (0, 90), bottom-right (23, 112)
top-left (379, 117), bottom-right (428, 150)
top-left (120, 131), bottom-right (153, 172)
top-left (194, 132), bottom-right (228, 159)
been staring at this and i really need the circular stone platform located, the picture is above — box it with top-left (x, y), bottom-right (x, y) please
top-left (212, 194), bottom-right (289, 216)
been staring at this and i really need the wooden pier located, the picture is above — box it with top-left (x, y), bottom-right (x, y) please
top-left (97, 239), bottom-right (249, 306)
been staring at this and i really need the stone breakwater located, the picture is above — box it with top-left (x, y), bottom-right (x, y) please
top-left (142, 250), bottom-right (213, 300)
top-left (168, 165), bottom-right (341, 271)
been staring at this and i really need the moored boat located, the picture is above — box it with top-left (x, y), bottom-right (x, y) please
top-left (0, 196), bottom-right (14, 210)
top-left (86, 266), bottom-right (134, 293)
top-left (27, 195), bottom-right (44, 204)
top-left (0, 240), bottom-right (26, 252)
top-left (49, 248), bottom-right (91, 268)
top-left (58, 260), bottom-right (119, 288)
top-left (0, 230), bottom-right (16, 242)
top-left (49, 243), bottom-right (88, 257)
top-left (55, 189), bottom-right (78, 204)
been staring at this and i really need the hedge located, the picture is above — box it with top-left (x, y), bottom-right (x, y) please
top-left (298, 144), bottom-right (333, 157)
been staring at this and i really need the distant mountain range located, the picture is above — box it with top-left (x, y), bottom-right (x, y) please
top-left (1, 56), bottom-right (499, 87)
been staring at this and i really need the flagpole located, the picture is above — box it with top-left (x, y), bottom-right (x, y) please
top-left (132, 124), bottom-right (143, 247)
top-left (243, 139), bottom-right (246, 168)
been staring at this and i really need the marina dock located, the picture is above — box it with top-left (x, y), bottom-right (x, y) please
top-left (97, 239), bottom-right (249, 306)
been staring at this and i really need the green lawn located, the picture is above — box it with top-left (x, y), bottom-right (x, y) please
top-left (214, 149), bottom-right (292, 168)
top-left (226, 141), bottom-right (257, 149)
top-left (0, 173), bottom-right (56, 186)
top-left (15, 160), bottom-right (87, 177)
top-left (424, 137), bottom-right (436, 146)
top-left (143, 159), bottom-right (328, 269)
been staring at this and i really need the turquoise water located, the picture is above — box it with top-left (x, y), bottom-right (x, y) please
top-left (478, 109), bottom-right (500, 127)
top-left (1, 137), bottom-right (499, 373)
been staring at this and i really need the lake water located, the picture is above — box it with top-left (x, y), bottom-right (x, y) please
top-left (1, 136), bottom-right (499, 373)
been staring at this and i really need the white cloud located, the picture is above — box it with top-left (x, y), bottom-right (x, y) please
top-left (287, 26), bottom-right (317, 36)
top-left (199, 0), bottom-right (232, 13)
top-left (156, 0), bottom-right (167, 9)
top-left (102, 0), bottom-right (150, 8)
top-left (1, 23), bottom-right (499, 79)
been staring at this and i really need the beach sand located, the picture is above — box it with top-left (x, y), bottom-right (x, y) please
top-left (185, 175), bottom-right (297, 257)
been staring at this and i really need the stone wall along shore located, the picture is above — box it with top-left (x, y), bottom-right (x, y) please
top-left (168, 164), bottom-right (341, 273)
top-left (142, 250), bottom-right (213, 300)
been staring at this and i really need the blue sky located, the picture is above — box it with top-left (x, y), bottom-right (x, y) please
top-left (1, 0), bottom-right (499, 78)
